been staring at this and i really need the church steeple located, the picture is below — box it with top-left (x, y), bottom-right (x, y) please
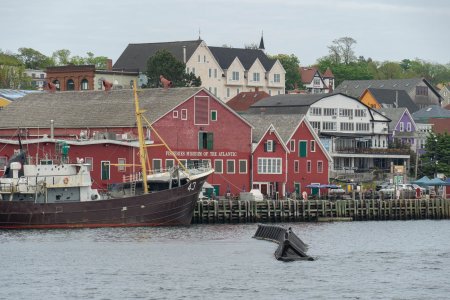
top-left (259, 31), bottom-right (265, 50)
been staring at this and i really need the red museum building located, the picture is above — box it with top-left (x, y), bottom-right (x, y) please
top-left (0, 87), bottom-right (330, 198)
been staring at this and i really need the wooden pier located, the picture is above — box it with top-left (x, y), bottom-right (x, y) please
top-left (192, 198), bottom-right (450, 224)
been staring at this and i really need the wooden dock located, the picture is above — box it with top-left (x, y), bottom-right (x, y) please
top-left (192, 198), bottom-right (450, 224)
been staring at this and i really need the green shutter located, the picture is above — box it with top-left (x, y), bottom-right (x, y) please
top-left (198, 132), bottom-right (204, 149)
top-left (299, 141), bottom-right (307, 157)
top-left (211, 111), bottom-right (217, 121)
top-left (207, 132), bottom-right (214, 150)
top-left (101, 161), bottom-right (110, 180)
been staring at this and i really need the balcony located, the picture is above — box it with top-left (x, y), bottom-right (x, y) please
top-left (334, 147), bottom-right (411, 155)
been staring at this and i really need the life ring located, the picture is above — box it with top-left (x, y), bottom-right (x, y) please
top-left (63, 177), bottom-right (69, 185)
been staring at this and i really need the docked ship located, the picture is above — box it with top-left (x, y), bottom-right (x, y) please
top-left (0, 83), bottom-right (213, 229)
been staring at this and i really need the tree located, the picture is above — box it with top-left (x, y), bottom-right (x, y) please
top-left (0, 51), bottom-right (28, 89)
top-left (85, 52), bottom-right (108, 69)
top-left (270, 54), bottom-right (302, 90)
top-left (52, 49), bottom-right (71, 66)
top-left (327, 37), bottom-right (357, 64)
top-left (419, 133), bottom-right (450, 178)
top-left (16, 47), bottom-right (54, 69)
top-left (145, 49), bottom-right (201, 88)
top-left (376, 61), bottom-right (403, 79)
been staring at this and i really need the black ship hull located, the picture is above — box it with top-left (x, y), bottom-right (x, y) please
top-left (0, 174), bottom-right (208, 229)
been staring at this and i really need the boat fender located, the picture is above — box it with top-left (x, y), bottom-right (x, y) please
top-left (63, 177), bottom-right (69, 184)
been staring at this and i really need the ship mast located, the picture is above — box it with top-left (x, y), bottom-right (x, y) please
top-left (133, 80), bottom-right (149, 194)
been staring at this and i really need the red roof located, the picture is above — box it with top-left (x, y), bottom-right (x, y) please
top-left (323, 67), bottom-right (334, 78)
top-left (226, 91), bottom-right (270, 112)
top-left (299, 67), bottom-right (318, 84)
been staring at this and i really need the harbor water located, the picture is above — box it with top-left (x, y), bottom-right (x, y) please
top-left (1, 220), bottom-right (450, 300)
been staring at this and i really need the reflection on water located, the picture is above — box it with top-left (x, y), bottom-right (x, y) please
top-left (1, 220), bottom-right (450, 300)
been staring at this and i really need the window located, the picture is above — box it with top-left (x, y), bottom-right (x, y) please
top-left (53, 80), bottom-right (60, 91)
top-left (214, 69), bottom-right (217, 78)
top-left (101, 161), bottom-right (110, 180)
top-left (239, 160), bottom-right (247, 174)
top-left (67, 79), bottom-right (75, 91)
top-left (211, 110), bottom-right (217, 121)
top-left (166, 159), bottom-right (174, 170)
top-left (290, 140), bottom-right (295, 152)
top-left (203, 55), bottom-right (206, 62)
top-left (181, 109), bottom-right (187, 120)
top-left (416, 86), bottom-right (428, 96)
top-left (299, 141), bottom-right (307, 157)
top-left (407, 122), bottom-right (412, 132)
top-left (186, 67), bottom-right (190, 73)
top-left (85, 157), bottom-right (93, 171)
top-left (173, 110), bottom-right (178, 118)
top-left (192, 68), bottom-right (195, 75)
top-left (0, 156), bottom-right (7, 170)
top-left (313, 77), bottom-right (320, 85)
top-left (307, 160), bottom-right (312, 173)
top-left (322, 122), bottom-right (337, 131)
top-left (310, 107), bottom-right (322, 116)
top-left (340, 122), bottom-right (354, 131)
top-left (400, 122), bottom-right (404, 132)
top-left (356, 123), bottom-right (370, 131)
top-left (227, 160), bottom-right (235, 174)
top-left (208, 68), bottom-right (212, 78)
top-left (232, 71), bottom-right (239, 81)
top-left (323, 108), bottom-right (337, 116)
top-left (237, 88), bottom-right (240, 95)
top-left (253, 72), bottom-right (260, 82)
top-left (81, 79), bottom-right (89, 90)
top-left (198, 55), bottom-right (200, 62)
top-left (339, 108), bottom-right (353, 117)
top-left (195, 96), bottom-right (209, 125)
top-left (152, 159), bottom-right (162, 173)
top-left (266, 140), bottom-right (273, 152)
top-left (257, 158), bottom-right (282, 174)
top-left (317, 161), bottom-right (323, 173)
top-left (274, 74), bottom-right (280, 83)
top-left (227, 88), bottom-right (230, 97)
top-left (214, 160), bottom-right (223, 174)
top-left (118, 158), bottom-right (126, 172)
top-left (310, 121), bottom-right (321, 131)
top-left (355, 109), bottom-right (366, 117)
top-left (310, 140), bottom-right (316, 152)
top-left (214, 87), bottom-right (217, 96)
top-left (294, 160), bottom-right (299, 173)
top-left (40, 159), bottom-right (53, 165)
top-left (199, 132), bottom-right (214, 150)
top-left (179, 159), bottom-right (187, 168)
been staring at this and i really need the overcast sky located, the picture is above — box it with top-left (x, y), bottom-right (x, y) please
top-left (3, 0), bottom-right (449, 66)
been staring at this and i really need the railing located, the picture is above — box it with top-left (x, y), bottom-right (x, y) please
top-left (333, 147), bottom-right (411, 155)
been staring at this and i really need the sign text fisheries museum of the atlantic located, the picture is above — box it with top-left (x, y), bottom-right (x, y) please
top-left (165, 151), bottom-right (237, 157)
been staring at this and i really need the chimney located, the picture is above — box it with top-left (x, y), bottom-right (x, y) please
top-left (106, 59), bottom-right (113, 71)
top-left (182, 46), bottom-right (187, 64)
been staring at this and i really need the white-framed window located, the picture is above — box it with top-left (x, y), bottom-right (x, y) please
top-left (400, 122), bottom-right (404, 132)
top-left (317, 161), bottom-right (323, 173)
top-left (0, 156), bottom-right (8, 171)
top-left (407, 122), bottom-right (412, 132)
top-left (181, 109), bottom-right (187, 120)
top-left (214, 87), bottom-right (217, 96)
top-left (355, 109), bottom-right (366, 117)
top-left (166, 159), bottom-right (174, 170)
top-left (313, 77), bottom-right (320, 85)
top-left (323, 108), bottom-right (337, 116)
top-left (340, 122), bottom-right (354, 131)
top-left (214, 160), bottom-right (223, 174)
top-left (257, 158), bottom-right (282, 174)
top-left (173, 110), bottom-right (178, 118)
top-left (294, 160), bottom-right (299, 173)
top-left (208, 68), bottom-right (212, 78)
top-left (118, 158), bottom-right (126, 172)
top-left (227, 160), bottom-right (235, 174)
top-left (211, 110), bottom-right (217, 121)
top-left (339, 108), bottom-right (353, 117)
top-left (266, 140), bottom-right (273, 152)
top-left (322, 122), bottom-right (337, 131)
top-left (85, 157), bottom-right (93, 171)
top-left (198, 55), bottom-right (200, 62)
top-left (253, 72), bottom-right (260, 82)
top-left (239, 160), bottom-right (247, 174)
top-left (232, 71), bottom-right (239, 81)
top-left (274, 74), bottom-right (280, 83)
top-left (307, 160), bottom-right (312, 173)
top-left (237, 88), bottom-right (240, 95)
top-left (310, 107), bottom-right (322, 116)
top-left (203, 55), bottom-right (206, 62)
top-left (356, 123), bottom-right (370, 131)
top-left (192, 67), bottom-right (195, 75)
top-left (152, 159), bottom-right (162, 173)
top-left (227, 88), bottom-right (230, 97)
top-left (214, 69), bottom-right (217, 78)
top-left (179, 159), bottom-right (187, 168)
top-left (310, 121), bottom-right (321, 131)
top-left (310, 140), bottom-right (316, 152)
top-left (290, 140), bottom-right (295, 152)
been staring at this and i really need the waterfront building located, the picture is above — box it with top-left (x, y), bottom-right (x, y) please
top-left (377, 108), bottom-right (418, 152)
top-left (360, 88), bottom-right (419, 113)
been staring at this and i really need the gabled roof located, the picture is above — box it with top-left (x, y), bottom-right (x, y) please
top-left (322, 67), bottom-right (334, 78)
top-left (246, 93), bottom-right (324, 115)
top-left (412, 105), bottom-right (450, 123)
top-left (365, 88), bottom-right (419, 113)
top-left (0, 88), bottom-right (203, 129)
top-left (113, 40), bottom-right (203, 72)
top-left (226, 91), bottom-right (270, 112)
top-left (335, 78), bottom-right (442, 100)
top-left (208, 47), bottom-right (276, 70)
top-left (299, 67), bottom-right (320, 84)
top-left (429, 118), bottom-right (450, 134)
top-left (376, 108), bottom-right (410, 131)
top-left (242, 113), bottom-right (305, 144)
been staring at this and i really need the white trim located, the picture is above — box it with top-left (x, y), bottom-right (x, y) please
top-left (181, 109), bottom-right (188, 120)
top-left (306, 160), bottom-right (312, 173)
top-left (173, 110), bottom-right (178, 118)
top-left (101, 160), bottom-right (110, 180)
top-left (317, 160), bottom-right (323, 173)
top-left (239, 159), bottom-right (247, 174)
top-left (194, 96), bottom-right (210, 125)
top-left (310, 140), bottom-right (316, 152)
top-left (290, 139), bottom-right (295, 152)
top-left (226, 159), bottom-right (235, 174)
top-left (214, 159), bottom-right (223, 174)
top-left (294, 160), bottom-right (299, 173)
top-left (152, 158), bottom-right (162, 173)
top-left (211, 110), bottom-right (218, 121)
top-left (117, 157), bottom-right (126, 172)
top-left (85, 157), bottom-right (93, 171)
top-left (165, 159), bottom-right (175, 169)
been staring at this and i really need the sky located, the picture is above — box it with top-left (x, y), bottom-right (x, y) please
top-left (3, 0), bottom-right (450, 67)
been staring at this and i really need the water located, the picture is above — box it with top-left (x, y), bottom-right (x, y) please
top-left (1, 220), bottom-right (450, 300)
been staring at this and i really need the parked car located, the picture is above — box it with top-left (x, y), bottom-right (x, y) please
top-left (376, 182), bottom-right (391, 191)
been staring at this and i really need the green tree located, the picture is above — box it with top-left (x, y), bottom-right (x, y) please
top-left (85, 52), bottom-right (108, 69)
top-left (376, 61), bottom-right (403, 79)
top-left (270, 54), bottom-right (302, 90)
top-left (0, 51), bottom-right (28, 89)
top-left (419, 133), bottom-right (450, 178)
top-left (145, 49), bottom-right (201, 88)
top-left (327, 37), bottom-right (357, 64)
top-left (16, 47), bottom-right (54, 69)
top-left (52, 49), bottom-right (71, 66)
